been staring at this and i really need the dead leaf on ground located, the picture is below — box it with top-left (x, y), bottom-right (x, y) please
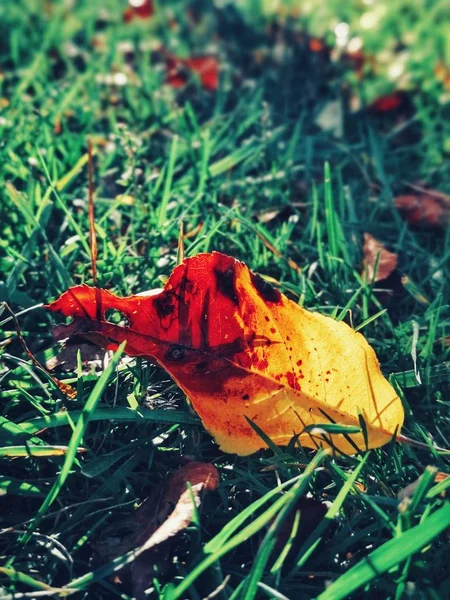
top-left (309, 38), bottom-right (328, 54)
top-left (398, 467), bottom-right (448, 504)
top-left (362, 233), bottom-right (398, 283)
top-left (165, 54), bottom-right (219, 91)
top-left (123, 0), bottom-right (154, 23)
top-left (271, 497), bottom-right (329, 567)
top-left (369, 91), bottom-right (408, 113)
top-left (47, 252), bottom-right (404, 456)
top-left (435, 61), bottom-right (450, 91)
top-left (395, 187), bottom-right (450, 229)
top-left (95, 462), bottom-right (219, 599)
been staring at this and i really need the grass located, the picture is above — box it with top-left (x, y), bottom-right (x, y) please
top-left (0, 0), bottom-right (449, 598)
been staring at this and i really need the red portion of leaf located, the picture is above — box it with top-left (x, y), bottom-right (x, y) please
top-left (345, 49), bottom-right (366, 77)
top-left (47, 254), bottom-right (246, 359)
top-left (395, 188), bottom-right (450, 228)
top-left (123, 7), bottom-right (134, 22)
top-left (123, 0), bottom-right (153, 22)
top-left (362, 233), bottom-right (398, 283)
top-left (166, 54), bottom-right (219, 91)
top-left (309, 38), bottom-right (326, 53)
top-left (369, 91), bottom-right (405, 112)
top-left (133, 0), bottom-right (153, 18)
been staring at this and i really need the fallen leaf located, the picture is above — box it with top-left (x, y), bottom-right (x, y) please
top-left (96, 462), bottom-right (219, 597)
top-left (369, 91), bottom-right (407, 112)
top-left (362, 233), bottom-right (398, 282)
top-left (434, 471), bottom-right (449, 484)
top-left (345, 47), bottom-right (367, 78)
top-left (395, 187), bottom-right (450, 228)
top-left (315, 99), bottom-right (343, 138)
top-left (166, 55), bottom-right (219, 91)
top-left (309, 38), bottom-right (327, 53)
top-left (272, 497), bottom-right (328, 559)
top-left (435, 61), bottom-right (450, 91)
top-left (123, 0), bottom-right (153, 23)
top-left (397, 466), bottom-right (448, 502)
top-left (46, 252), bottom-right (404, 455)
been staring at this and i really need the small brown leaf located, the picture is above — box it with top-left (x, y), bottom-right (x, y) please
top-left (274, 497), bottom-right (328, 549)
top-left (397, 466), bottom-right (443, 504)
top-left (95, 462), bottom-right (219, 598)
top-left (269, 497), bottom-right (329, 569)
top-left (395, 187), bottom-right (450, 229)
top-left (434, 471), bottom-right (449, 484)
top-left (362, 233), bottom-right (398, 283)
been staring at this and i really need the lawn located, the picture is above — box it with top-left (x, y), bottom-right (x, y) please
top-left (0, 1), bottom-right (449, 599)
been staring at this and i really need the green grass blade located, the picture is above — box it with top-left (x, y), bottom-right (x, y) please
top-left (19, 343), bottom-right (126, 544)
top-left (0, 477), bottom-right (44, 497)
top-left (19, 407), bottom-right (199, 433)
top-left (242, 453), bottom-right (326, 600)
top-left (0, 445), bottom-right (77, 457)
top-left (316, 502), bottom-right (450, 600)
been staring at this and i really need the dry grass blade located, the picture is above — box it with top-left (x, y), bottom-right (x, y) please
top-left (2, 302), bottom-right (76, 399)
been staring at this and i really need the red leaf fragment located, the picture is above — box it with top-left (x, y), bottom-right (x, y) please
top-left (166, 54), bottom-right (219, 91)
top-left (395, 187), bottom-right (450, 229)
top-left (309, 38), bottom-right (326, 53)
top-left (362, 233), bottom-right (398, 283)
top-left (369, 91), bottom-right (406, 112)
top-left (123, 0), bottom-right (154, 23)
top-left (346, 48), bottom-right (366, 77)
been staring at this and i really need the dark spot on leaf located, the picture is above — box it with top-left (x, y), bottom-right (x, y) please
top-left (165, 345), bottom-right (187, 362)
top-left (214, 266), bottom-right (238, 305)
top-left (286, 372), bottom-right (301, 391)
top-left (195, 361), bottom-right (209, 373)
top-left (154, 293), bottom-right (176, 318)
top-left (242, 394), bottom-right (249, 400)
top-left (250, 273), bottom-right (281, 303)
